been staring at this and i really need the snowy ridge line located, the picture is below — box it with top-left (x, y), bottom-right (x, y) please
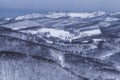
top-left (13, 11), bottom-right (107, 20)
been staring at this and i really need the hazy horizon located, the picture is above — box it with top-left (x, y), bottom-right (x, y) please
top-left (0, 0), bottom-right (120, 17)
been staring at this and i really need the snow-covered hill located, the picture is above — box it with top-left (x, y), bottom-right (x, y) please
top-left (1, 11), bottom-right (120, 80)
top-left (1, 11), bottom-right (109, 41)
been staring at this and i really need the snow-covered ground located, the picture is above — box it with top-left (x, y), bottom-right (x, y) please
top-left (13, 11), bottom-right (106, 20)
top-left (3, 20), bottom-right (43, 30)
top-left (73, 28), bottom-right (101, 39)
top-left (68, 11), bottom-right (106, 18)
top-left (21, 28), bottom-right (101, 41)
top-left (104, 17), bottom-right (119, 22)
top-left (15, 13), bottom-right (45, 20)
top-left (22, 28), bottom-right (74, 41)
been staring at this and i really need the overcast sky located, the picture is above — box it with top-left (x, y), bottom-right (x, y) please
top-left (0, 0), bottom-right (120, 17)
